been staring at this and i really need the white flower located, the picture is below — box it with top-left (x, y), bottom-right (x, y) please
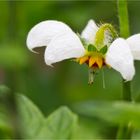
top-left (26, 20), bottom-right (140, 81)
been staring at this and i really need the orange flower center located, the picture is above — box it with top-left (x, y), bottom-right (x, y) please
top-left (77, 55), bottom-right (106, 68)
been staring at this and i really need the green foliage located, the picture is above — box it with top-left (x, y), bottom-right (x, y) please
top-left (0, 93), bottom-right (109, 139)
top-left (1, 92), bottom-right (116, 139)
top-left (17, 95), bottom-right (78, 139)
top-left (74, 101), bottom-right (140, 128)
top-left (38, 107), bottom-right (77, 139)
top-left (17, 94), bottom-right (45, 138)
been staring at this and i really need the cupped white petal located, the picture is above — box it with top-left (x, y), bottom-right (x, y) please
top-left (105, 38), bottom-right (135, 81)
top-left (126, 34), bottom-right (140, 60)
top-left (45, 32), bottom-right (85, 65)
top-left (81, 19), bottom-right (98, 44)
top-left (26, 20), bottom-right (72, 51)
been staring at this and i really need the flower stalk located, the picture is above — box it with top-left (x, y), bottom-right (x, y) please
top-left (117, 0), bottom-right (132, 139)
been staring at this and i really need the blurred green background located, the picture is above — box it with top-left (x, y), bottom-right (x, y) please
top-left (0, 0), bottom-right (140, 138)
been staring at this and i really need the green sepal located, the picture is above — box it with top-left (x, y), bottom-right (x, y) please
top-left (87, 44), bottom-right (97, 52)
top-left (99, 45), bottom-right (108, 54)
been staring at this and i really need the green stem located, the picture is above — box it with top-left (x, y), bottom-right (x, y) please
top-left (116, 0), bottom-right (133, 139)
top-left (117, 0), bottom-right (130, 38)
top-left (117, 81), bottom-right (132, 139)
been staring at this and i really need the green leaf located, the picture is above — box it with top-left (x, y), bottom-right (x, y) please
top-left (17, 95), bottom-right (45, 138)
top-left (74, 101), bottom-right (140, 128)
top-left (38, 106), bottom-right (78, 139)
top-left (17, 95), bottom-right (78, 139)
top-left (87, 44), bottom-right (97, 52)
top-left (99, 45), bottom-right (108, 54)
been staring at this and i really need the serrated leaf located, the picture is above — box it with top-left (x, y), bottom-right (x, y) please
top-left (99, 45), bottom-right (108, 54)
top-left (87, 44), bottom-right (97, 52)
top-left (74, 101), bottom-right (140, 128)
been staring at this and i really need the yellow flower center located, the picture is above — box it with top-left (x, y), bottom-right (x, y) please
top-left (76, 51), bottom-right (106, 69)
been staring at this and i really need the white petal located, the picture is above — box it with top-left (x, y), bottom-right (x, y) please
top-left (81, 19), bottom-right (98, 44)
top-left (105, 38), bottom-right (135, 81)
top-left (45, 32), bottom-right (85, 65)
top-left (126, 34), bottom-right (140, 60)
top-left (26, 20), bottom-right (72, 51)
